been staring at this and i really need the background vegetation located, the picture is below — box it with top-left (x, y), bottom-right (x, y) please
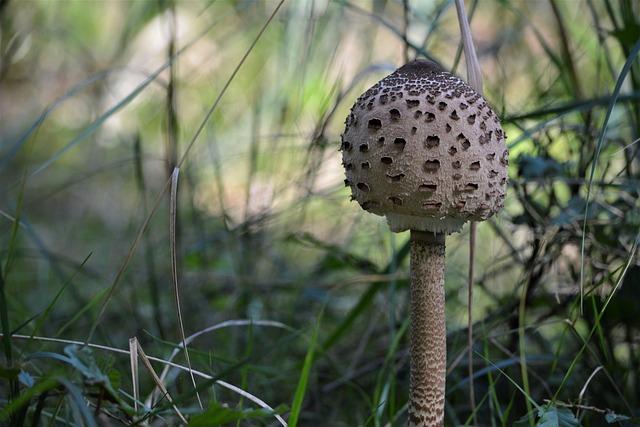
top-left (1, 0), bottom-right (639, 425)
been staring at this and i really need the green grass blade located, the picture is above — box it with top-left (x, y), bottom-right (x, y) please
top-left (0, 264), bottom-right (11, 365)
top-left (323, 284), bottom-right (376, 350)
top-left (323, 241), bottom-right (410, 350)
top-left (30, 253), bottom-right (92, 340)
top-left (3, 173), bottom-right (26, 276)
top-left (288, 312), bottom-right (322, 427)
top-left (372, 317), bottom-right (408, 426)
top-left (476, 351), bottom-right (540, 412)
top-left (56, 287), bottom-right (109, 338)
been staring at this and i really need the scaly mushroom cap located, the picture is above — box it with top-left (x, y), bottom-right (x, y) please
top-left (341, 60), bottom-right (508, 234)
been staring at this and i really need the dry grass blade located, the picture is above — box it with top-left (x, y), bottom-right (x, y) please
top-left (454, 0), bottom-right (482, 421)
top-left (169, 167), bottom-right (203, 410)
top-left (129, 338), bottom-right (140, 415)
top-left (454, 0), bottom-right (483, 93)
top-left (134, 337), bottom-right (188, 424)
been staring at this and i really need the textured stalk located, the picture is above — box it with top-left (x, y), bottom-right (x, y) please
top-left (408, 231), bottom-right (446, 427)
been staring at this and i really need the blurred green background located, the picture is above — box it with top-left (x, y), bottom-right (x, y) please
top-left (1, 0), bottom-right (639, 425)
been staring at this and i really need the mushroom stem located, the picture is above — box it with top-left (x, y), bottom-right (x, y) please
top-left (408, 230), bottom-right (446, 427)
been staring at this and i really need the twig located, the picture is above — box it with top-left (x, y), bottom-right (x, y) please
top-left (543, 399), bottom-right (609, 415)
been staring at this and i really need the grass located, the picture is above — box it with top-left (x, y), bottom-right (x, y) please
top-left (1, 0), bottom-right (640, 425)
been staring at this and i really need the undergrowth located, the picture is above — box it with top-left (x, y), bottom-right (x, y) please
top-left (0, 0), bottom-right (639, 425)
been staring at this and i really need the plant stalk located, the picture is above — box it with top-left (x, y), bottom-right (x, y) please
top-left (408, 230), bottom-right (446, 427)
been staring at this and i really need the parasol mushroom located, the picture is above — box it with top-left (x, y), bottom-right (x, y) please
top-left (341, 59), bottom-right (508, 426)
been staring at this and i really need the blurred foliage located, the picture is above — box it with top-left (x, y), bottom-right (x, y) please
top-left (0, 0), bottom-right (639, 425)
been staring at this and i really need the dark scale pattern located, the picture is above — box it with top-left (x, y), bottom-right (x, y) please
top-left (407, 238), bottom-right (447, 427)
top-left (341, 59), bottom-right (508, 234)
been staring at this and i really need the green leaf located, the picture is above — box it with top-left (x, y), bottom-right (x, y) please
top-left (63, 345), bottom-right (108, 384)
top-left (604, 411), bottom-right (630, 423)
top-left (17, 370), bottom-right (34, 388)
top-left (537, 405), bottom-right (581, 427)
top-left (518, 155), bottom-right (566, 179)
top-left (610, 25), bottom-right (640, 49)
top-left (551, 197), bottom-right (600, 226)
top-left (0, 377), bottom-right (59, 422)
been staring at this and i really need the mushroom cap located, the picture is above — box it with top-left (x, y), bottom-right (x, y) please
top-left (341, 60), bottom-right (508, 234)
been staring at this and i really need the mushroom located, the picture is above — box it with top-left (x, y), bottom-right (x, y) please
top-left (341, 59), bottom-right (508, 426)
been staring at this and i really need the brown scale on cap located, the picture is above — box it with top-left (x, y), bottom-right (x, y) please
top-left (340, 59), bottom-right (508, 234)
